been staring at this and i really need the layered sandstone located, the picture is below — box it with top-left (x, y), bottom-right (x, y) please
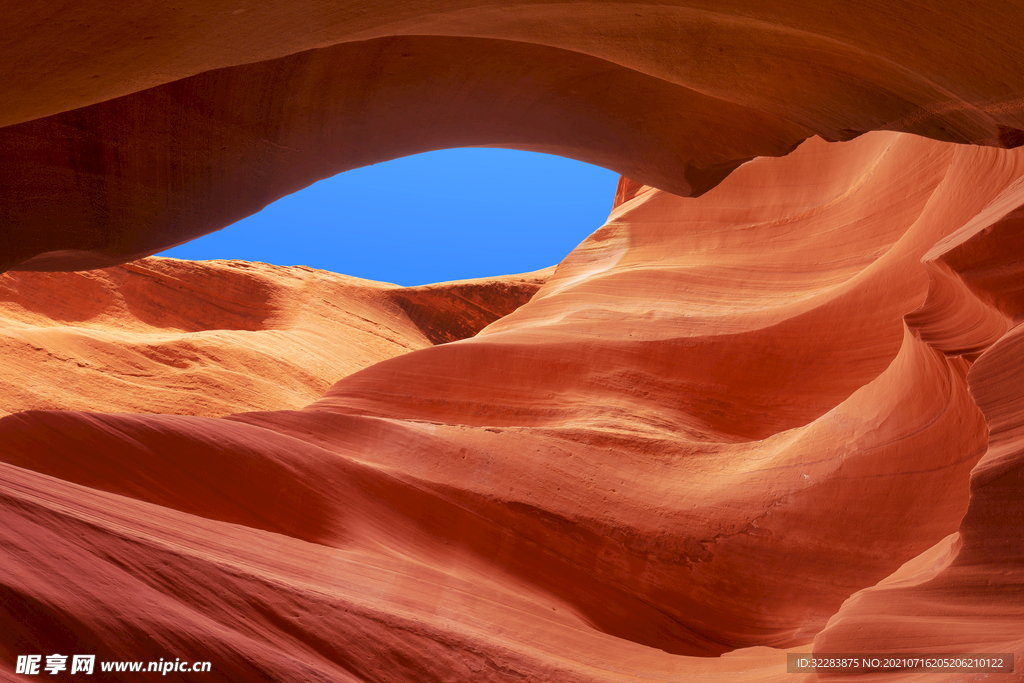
top-left (5, 4), bottom-right (1024, 677)
top-left (0, 258), bottom-right (550, 416)
top-left (4, 132), bottom-right (1024, 681)
top-left (805, 181), bottom-right (1024, 682)
top-left (5, 2), bottom-right (1024, 271)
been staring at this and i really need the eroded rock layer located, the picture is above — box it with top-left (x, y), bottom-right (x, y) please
top-left (806, 192), bottom-right (1024, 683)
top-left (0, 258), bottom-right (550, 416)
top-left (5, 2), bottom-right (1024, 270)
top-left (4, 132), bottom-right (1024, 680)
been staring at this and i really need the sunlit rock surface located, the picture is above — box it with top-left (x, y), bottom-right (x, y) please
top-left (807, 191), bottom-right (1024, 682)
top-left (0, 258), bottom-right (550, 416)
top-left (5, 2), bottom-right (1024, 679)
top-left (4, 131), bottom-right (1024, 681)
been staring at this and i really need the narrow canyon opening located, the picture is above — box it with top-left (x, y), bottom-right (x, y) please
top-left (158, 148), bottom-right (620, 287)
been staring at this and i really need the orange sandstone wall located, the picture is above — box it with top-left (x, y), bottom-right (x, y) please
top-left (0, 258), bottom-right (550, 416)
top-left (4, 2), bottom-right (1024, 270)
top-left (5, 3), bottom-right (1024, 680)
top-left (4, 132), bottom-right (1024, 681)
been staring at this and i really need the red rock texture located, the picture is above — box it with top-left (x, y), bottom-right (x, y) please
top-left (6, 4), bottom-right (1024, 679)
top-left (4, 131), bottom-right (1024, 681)
top-left (5, 2), bottom-right (1024, 270)
top-left (0, 258), bottom-right (550, 416)
top-left (805, 183), bottom-right (1024, 683)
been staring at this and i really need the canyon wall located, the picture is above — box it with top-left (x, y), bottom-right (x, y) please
top-left (4, 2), bottom-right (1024, 271)
top-left (4, 2), bottom-right (1024, 681)
top-left (3, 131), bottom-right (1024, 680)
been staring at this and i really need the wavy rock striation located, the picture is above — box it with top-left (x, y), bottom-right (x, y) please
top-left (5, 2), bottom-right (1024, 270)
top-left (4, 132), bottom-right (1024, 680)
top-left (0, 258), bottom-right (550, 416)
top-left (806, 184), bottom-right (1024, 682)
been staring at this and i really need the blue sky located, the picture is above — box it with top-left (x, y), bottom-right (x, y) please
top-left (159, 148), bottom-right (621, 286)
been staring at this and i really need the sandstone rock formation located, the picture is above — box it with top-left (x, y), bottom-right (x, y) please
top-left (5, 2), bottom-right (1024, 681)
top-left (4, 130), bottom-right (1024, 681)
top-left (0, 258), bottom-right (550, 416)
top-left (5, 2), bottom-right (1024, 271)
top-left (806, 181), bottom-right (1024, 682)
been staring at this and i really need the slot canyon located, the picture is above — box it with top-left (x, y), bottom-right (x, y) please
top-left (3, 2), bottom-right (1024, 681)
